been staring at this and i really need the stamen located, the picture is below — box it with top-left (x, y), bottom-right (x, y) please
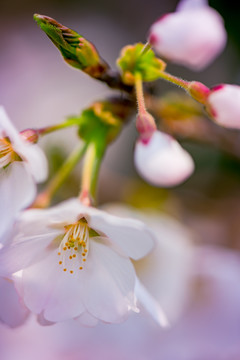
top-left (0, 138), bottom-right (16, 168)
top-left (57, 219), bottom-right (90, 272)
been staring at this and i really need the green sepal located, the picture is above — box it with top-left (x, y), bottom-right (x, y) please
top-left (34, 14), bottom-right (108, 78)
top-left (68, 101), bottom-right (124, 145)
top-left (117, 43), bottom-right (166, 85)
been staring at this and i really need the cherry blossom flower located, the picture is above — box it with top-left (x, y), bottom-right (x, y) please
top-left (206, 84), bottom-right (240, 129)
top-left (0, 106), bottom-right (48, 239)
top-left (134, 130), bottom-right (194, 187)
top-left (148, 0), bottom-right (227, 70)
top-left (0, 198), bottom-right (156, 325)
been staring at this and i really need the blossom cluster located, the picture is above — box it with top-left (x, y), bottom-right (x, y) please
top-left (1, 0), bottom-right (240, 335)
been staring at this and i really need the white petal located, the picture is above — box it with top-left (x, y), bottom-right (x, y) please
top-left (0, 233), bottom-right (55, 276)
top-left (89, 212), bottom-right (155, 260)
top-left (134, 131), bottom-right (194, 187)
top-left (207, 85), bottom-right (240, 129)
top-left (21, 251), bottom-right (85, 321)
top-left (16, 143), bottom-right (48, 183)
top-left (0, 162), bottom-right (36, 239)
top-left (0, 277), bottom-right (29, 328)
top-left (75, 312), bottom-right (99, 327)
top-left (0, 106), bottom-right (22, 145)
top-left (82, 240), bottom-right (137, 323)
top-left (135, 278), bottom-right (169, 328)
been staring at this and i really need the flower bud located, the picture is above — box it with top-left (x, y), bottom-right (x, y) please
top-left (20, 129), bottom-right (39, 144)
top-left (136, 111), bottom-right (157, 143)
top-left (187, 81), bottom-right (210, 104)
top-left (134, 130), bottom-right (194, 187)
top-left (206, 84), bottom-right (240, 129)
top-left (148, 0), bottom-right (227, 70)
top-left (34, 14), bottom-right (108, 79)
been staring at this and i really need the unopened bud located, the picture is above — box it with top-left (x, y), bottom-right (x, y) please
top-left (136, 111), bottom-right (157, 143)
top-left (187, 81), bottom-right (210, 104)
top-left (34, 14), bottom-right (109, 79)
top-left (20, 129), bottom-right (39, 143)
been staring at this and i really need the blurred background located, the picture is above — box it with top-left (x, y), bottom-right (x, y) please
top-left (1, 0), bottom-right (240, 359)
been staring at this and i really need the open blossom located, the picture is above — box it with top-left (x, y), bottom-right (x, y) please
top-left (0, 198), bottom-right (156, 325)
top-left (148, 0), bottom-right (227, 70)
top-left (134, 130), bottom-right (194, 187)
top-left (206, 84), bottom-right (240, 129)
top-left (0, 106), bottom-right (48, 239)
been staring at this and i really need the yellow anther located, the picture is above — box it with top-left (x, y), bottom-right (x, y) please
top-left (69, 256), bottom-right (73, 260)
top-left (79, 267), bottom-right (83, 270)
top-left (59, 261), bottom-right (62, 265)
top-left (70, 270), bottom-right (73, 274)
top-left (84, 249), bottom-right (88, 253)
top-left (73, 254), bottom-right (76, 258)
top-left (63, 268), bottom-right (67, 272)
top-left (58, 252), bottom-right (61, 256)
top-left (63, 247), bottom-right (67, 251)
top-left (83, 258), bottom-right (86, 262)
top-left (82, 253), bottom-right (85, 256)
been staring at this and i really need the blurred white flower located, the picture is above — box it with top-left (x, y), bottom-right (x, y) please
top-left (148, 0), bottom-right (227, 70)
top-left (134, 130), bottom-right (194, 187)
top-left (0, 198), bottom-right (156, 325)
top-left (0, 106), bottom-right (48, 239)
top-left (206, 84), bottom-right (240, 129)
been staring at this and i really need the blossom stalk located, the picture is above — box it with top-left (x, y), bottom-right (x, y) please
top-left (33, 143), bottom-right (87, 208)
top-left (80, 142), bottom-right (105, 205)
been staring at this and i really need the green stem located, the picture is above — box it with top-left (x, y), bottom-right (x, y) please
top-left (140, 42), bottom-right (152, 56)
top-left (135, 72), bottom-right (147, 114)
top-left (157, 71), bottom-right (189, 90)
top-left (33, 142), bottom-right (87, 208)
top-left (80, 142), bottom-right (105, 206)
top-left (37, 118), bottom-right (81, 136)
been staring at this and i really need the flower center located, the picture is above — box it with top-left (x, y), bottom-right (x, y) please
top-left (57, 218), bottom-right (90, 274)
top-left (0, 138), bottom-right (17, 168)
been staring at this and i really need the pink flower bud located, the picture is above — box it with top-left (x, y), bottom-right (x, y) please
top-left (134, 131), bottom-right (194, 187)
top-left (148, 0), bottom-right (227, 70)
top-left (206, 84), bottom-right (240, 129)
top-left (20, 129), bottom-right (39, 144)
top-left (187, 81), bottom-right (210, 104)
top-left (136, 111), bottom-right (157, 143)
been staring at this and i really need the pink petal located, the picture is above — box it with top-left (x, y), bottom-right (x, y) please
top-left (82, 240), bottom-right (137, 323)
top-left (149, 5), bottom-right (227, 70)
top-left (134, 131), bottom-right (194, 187)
